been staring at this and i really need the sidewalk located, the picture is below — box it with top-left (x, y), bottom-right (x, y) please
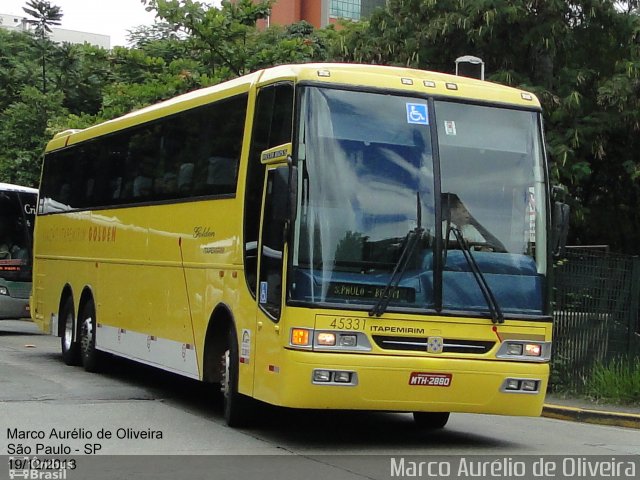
top-left (542, 393), bottom-right (640, 429)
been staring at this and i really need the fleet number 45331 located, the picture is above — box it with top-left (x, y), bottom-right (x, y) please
top-left (329, 317), bottom-right (366, 330)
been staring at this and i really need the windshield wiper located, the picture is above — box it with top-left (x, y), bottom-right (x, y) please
top-left (369, 193), bottom-right (423, 317)
top-left (448, 226), bottom-right (504, 324)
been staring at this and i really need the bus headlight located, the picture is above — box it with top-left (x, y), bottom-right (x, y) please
top-left (312, 369), bottom-right (358, 386)
top-left (524, 343), bottom-right (542, 357)
top-left (289, 328), bottom-right (371, 351)
top-left (339, 334), bottom-right (357, 347)
top-left (0, 286), bottom-right (8, 296)
top-left (505, 379), bottom-right (520, 390)
top-left (313, 370), bottom-right (331, 382)
top-left (496, 341), bottom-right (551, 362)
top-left (317, 332), bottom-right (336, 346)
top-left (501, 378), bottom-right (540, 393)
top-left (506, 343), bottom-right (523, 356)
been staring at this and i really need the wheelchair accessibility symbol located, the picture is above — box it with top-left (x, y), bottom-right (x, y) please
top-left (406, 103), bottom-right (429, 125)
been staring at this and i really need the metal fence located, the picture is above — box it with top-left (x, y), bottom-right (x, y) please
top-left (551, 247), bottom-right (640, 391)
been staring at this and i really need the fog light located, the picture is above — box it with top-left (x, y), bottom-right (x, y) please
top-left (521, 380), bottom-right (538, 392)
top-left (313, 370), bottom-right (331, 382)
top-left (505, 379), bottom-right (520, 390)
top-left (291, 328), bottom-right (311, 346)
top-left (334, 371), bottom-right (351, 383)
top-left (524, 343), bottom-right (542, 357)
top-left (0, 286), bottom-right (7, 296)
top-left (507, 343), bottom-right (523, 356)
top-left (317, 332), bottom-right (336, 346)
top-left (339, 334), bottom-right (357, 347)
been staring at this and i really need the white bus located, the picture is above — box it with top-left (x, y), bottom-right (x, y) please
top-left (0, 183), bottom-right (38, 319)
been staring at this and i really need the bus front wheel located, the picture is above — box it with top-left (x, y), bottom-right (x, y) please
top-left (221, 328), bottom-right (253, 427)
top-left (413, 412), bottom-right (450, 429)
top-left (60, 297), bottom-right (80, 366)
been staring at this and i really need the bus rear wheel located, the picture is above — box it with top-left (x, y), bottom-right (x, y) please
top-left (413, 412), bottom-right (450, 429)
top-left (221, 328), bottom-right (253, 427)
top-left (60, 296), bottom-right (80, 366)
top-left (80, 299), bottom-right (101, 372)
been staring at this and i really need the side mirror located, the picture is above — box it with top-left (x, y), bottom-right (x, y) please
top-left (288, 157), bottom-right (297, 223)
top-left (552, 201), bottom-right (570, 258)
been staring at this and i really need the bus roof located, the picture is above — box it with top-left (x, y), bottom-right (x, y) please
top-left (0, 182), bottom-right (38, 194)
top-left (45, 63), bottom-right (541, 153)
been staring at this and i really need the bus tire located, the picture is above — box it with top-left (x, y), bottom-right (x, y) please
top-left (60, 296), bottom-right (80, 366)
top-left (413, 412), bottom-right (450, 429)
top-left (79, 299), bottom-right (101, 372)
top-left (222, 327), bottom-right (253, 427)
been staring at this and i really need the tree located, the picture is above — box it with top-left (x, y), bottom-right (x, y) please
top-left (142, 0), bottom-right (327, 78)
top-left (22, 0), bottom-right (63, 94)
top-left (333, 0), bottom-right (640, 253)
top-left (0, 87), bottom-right (67, 186)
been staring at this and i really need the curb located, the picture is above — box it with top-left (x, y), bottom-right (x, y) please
top-left (542, 404), bottom-right (640, 429)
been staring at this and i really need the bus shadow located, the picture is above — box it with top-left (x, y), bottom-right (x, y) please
top-left (91, 355), bottom-right (519, 451)
top-left (0, 330), bottom-right (43, 336)
top-left (239, 408), bottom-right (514, 451)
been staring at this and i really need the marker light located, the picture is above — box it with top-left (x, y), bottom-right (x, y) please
top-left (524, 343), bottom-right (542, 357)
top-left (506, 343), bottom-right (523, 356)
top-left (317, 332), bottom-right (336, 346)
top-left (291, 328), bottom-right (311, 346)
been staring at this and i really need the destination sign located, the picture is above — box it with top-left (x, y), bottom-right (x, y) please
top-left (328, 282), bottom-right (415, 303)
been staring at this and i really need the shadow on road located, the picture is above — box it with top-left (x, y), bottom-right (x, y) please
top-left (61, 353), bottom-right (518, 451)
top-left (0, 330), bottom-right (43, 336)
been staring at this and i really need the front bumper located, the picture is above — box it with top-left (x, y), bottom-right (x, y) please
top-left (257, 350), bottom-right (548, 416)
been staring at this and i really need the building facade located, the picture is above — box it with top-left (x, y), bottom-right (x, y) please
top-left (0, 12), bottom-right (110, 48)
top-left (253, 0), bottom-right (387, 28)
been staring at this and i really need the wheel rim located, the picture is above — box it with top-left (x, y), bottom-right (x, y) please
top-left (81, 317), bottom-right (93, 354)
top-left (63, 313), bottom-right (73, 350)
top-left (221, 349), bottom-right (231, 398)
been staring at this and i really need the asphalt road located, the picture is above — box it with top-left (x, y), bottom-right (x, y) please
top-left (1, 319), bottom-right (639, 480)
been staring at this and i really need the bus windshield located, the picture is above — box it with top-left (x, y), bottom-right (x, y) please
top-left (0, 189), bottom-right (37, 282)
top-left (290, 86), bottom-right (547, 317)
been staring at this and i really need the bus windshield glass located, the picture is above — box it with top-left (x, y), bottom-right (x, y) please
top-left (0, 189), bottom-right (37, 282)
top-left (290, 86), bottom-right (548, 317)
top-left (436, 101), bottom-right (547, 316)
top-left (291, 87), bottom-right (436, 310)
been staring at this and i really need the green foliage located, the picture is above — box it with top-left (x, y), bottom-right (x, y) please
top-left (143, 0), bottom-right (327, 76)
top-left (1, 0), bottom-right (639, 255)
top-left (22, 0), bottom-right (64, 94)
top-left (0, 86), bottom-right (67, 186)
top-left (549, 351), bottom-right (578, 393)
top-left (585, 357), bottom-right (640, 404)
top-left (0, 0), bottom-right (330, 185)
top-left (333, 0), bottom-right (640, 253)
top-left (22, 0), bottom-right (63, 36)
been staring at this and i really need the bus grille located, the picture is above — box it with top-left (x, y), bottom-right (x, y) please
top-left (372, 335), bottom-right (495, 354)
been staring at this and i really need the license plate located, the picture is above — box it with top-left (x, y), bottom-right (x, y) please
top-left (409, 372), bottom-right (452, 387)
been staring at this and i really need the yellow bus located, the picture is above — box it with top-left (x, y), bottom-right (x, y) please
top-left (33, 63), bottom-right (553, 428)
